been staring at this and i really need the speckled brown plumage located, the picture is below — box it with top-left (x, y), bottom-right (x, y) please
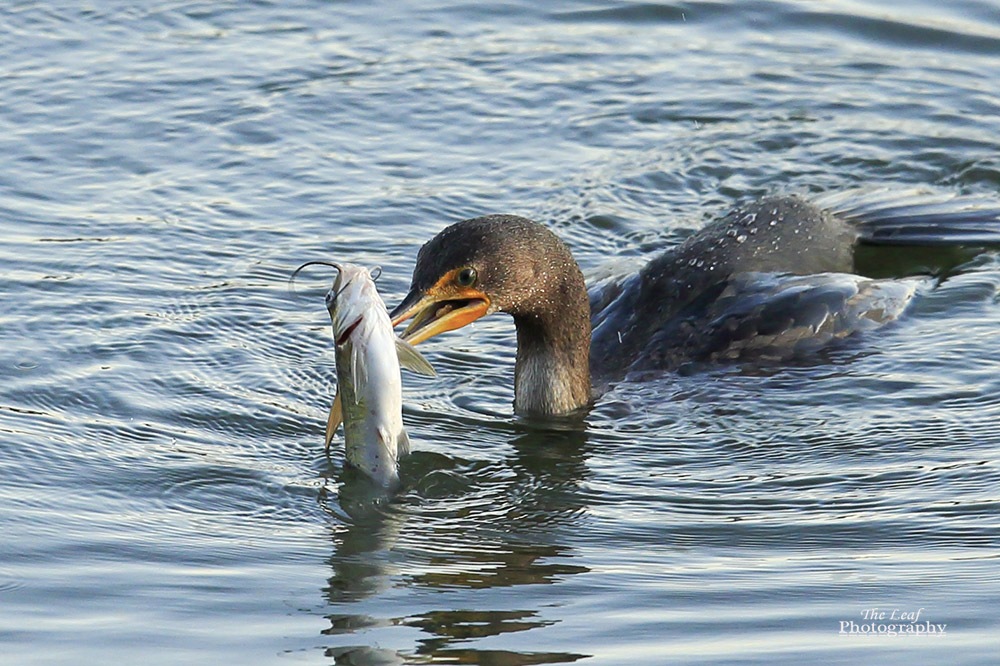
top-left (589, 195), bottom-right (859, 375)
top-left (410, 215), bottom-right (592, 414)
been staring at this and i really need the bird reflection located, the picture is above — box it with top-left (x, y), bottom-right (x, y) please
top-left (318, 426), bottom-right (595, 664)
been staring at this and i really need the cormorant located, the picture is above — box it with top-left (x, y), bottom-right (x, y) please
top-left (390, 192), bottom-right (1000, 415)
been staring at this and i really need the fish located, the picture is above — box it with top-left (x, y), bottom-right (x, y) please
top-left (295, 261), bottom-right (435, 486)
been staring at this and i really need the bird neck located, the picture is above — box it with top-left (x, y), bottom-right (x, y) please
top-left (511, 280), bottom-right (592, 416)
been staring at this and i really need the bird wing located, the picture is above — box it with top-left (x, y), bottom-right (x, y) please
top-left (634, 271), bottom-right (926, 371)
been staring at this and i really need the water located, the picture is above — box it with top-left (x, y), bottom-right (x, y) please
top-left (2, 1), bottom-right (999, 664)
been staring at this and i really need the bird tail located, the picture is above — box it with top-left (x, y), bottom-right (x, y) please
top-left (814, 188), bottom-right (1000, 247)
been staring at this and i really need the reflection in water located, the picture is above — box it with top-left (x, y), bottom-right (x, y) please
top-left (319, 427), bottom-right (594, 665)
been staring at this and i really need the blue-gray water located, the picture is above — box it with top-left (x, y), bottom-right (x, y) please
top-left (2, 1), bottom-right (999, 664)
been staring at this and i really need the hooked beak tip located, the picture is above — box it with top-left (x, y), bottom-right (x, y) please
top-left (389, 291), bottom-right (421, 327)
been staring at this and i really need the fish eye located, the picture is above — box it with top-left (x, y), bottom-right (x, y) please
top-left (325, 289), bottom-right (336, 307)
top-left (456, 266), bottom-right (477, 287)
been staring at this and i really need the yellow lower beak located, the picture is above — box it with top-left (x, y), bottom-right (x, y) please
top-left (391, 292), bottom-right (490, 345)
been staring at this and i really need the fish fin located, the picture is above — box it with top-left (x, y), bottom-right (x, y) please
top-left (373, 427), bottom-right (402, 486)
top-left (350, 343), bottom-right (367, 398)
top-left (397, 428), bottom-right (410, 457)
top-left (395, 337), bottom-right (436, 376)
top-left (324, 390), bottom-right (343, 453)
top-left (376, 426), bottom-right (393, 453)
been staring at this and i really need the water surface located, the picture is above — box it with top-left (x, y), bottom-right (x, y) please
top-left (2, 1), bottom-right (999, 664)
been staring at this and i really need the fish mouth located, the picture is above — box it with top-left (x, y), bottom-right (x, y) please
top-left (390, 290), bottom-right (490, 345)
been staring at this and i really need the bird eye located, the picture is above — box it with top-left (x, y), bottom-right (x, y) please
top-left (456, 267), bottom-right (477, 287)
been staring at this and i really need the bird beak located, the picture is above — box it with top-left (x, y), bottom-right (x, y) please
top-left (390, 284), bottom-right (491, 345)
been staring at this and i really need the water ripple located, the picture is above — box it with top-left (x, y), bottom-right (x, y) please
top-left (3, 0), bottom-right (1000, 663)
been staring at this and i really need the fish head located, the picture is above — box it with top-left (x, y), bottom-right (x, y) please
top-left (327, 263), bottom-right (385, 346)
